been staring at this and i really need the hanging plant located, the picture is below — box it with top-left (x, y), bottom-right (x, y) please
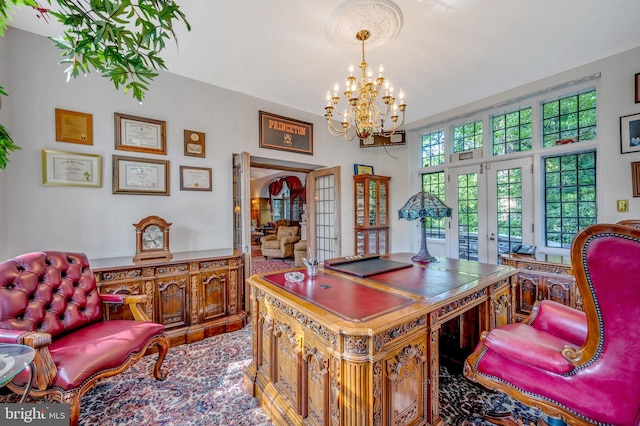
top-left (0, 87), bottom-right (20, 170)
top-left (0, 0), bottom-right (191, 168)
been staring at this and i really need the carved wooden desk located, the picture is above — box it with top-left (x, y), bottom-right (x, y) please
top-left (244, 253), bottom-right (516, 426)
top-left (91, 249), bottom-right (246, 347)
top-left (500, 253), bottom-right (579, 322)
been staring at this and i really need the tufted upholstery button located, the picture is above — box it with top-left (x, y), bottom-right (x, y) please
top-left (59, 315), bottom-right (64, 321)
top-left (28, 295), bottom-right (35, 301)
top-left (45, 260), bottom-right (51, 266)
top-left (61, 272), bottom-right (66, 278)
top-left (6, 284), bottom-right (14, 289)
top-left (16, 265), bottom-right (24, 272)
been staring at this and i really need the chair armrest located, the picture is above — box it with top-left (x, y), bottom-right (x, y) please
top-left (100, 293), bottom-right (152, 322)
top-left (280, 236), bottom-right (301, 245)
top-left (261, 235), bottom-right (277, 243)
top-left (21, 332), bottom-right (57, 390)
top-left (528, 300), bottom-right (587, 346)
top-left (482, 328), bottom-right (576, 375)
top-left (0, 329), bottom-right (33, 343)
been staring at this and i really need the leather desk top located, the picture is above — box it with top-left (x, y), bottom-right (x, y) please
top-left (257, 254), bottom-right (516, 323)
top-left (261, 269), bottom-right (417, 322)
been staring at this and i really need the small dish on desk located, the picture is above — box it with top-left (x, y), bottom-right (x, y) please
top-left (284, 271), bottom-right (305, 283)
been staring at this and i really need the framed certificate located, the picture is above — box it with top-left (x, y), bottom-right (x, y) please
top-left (112, 155), bottom-right (170, 195)
top-left (114, 113), bottom-right (167, 155)
top-left (55, 108), bottom-right (93, 145)
top-left (180, 166), bottom-right (212, 191)
top-left (42, 149), bottom-right (102, 187)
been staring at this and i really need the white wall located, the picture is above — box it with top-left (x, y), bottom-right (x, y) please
top-left (2, 28), bottom-right (637, 262)
top-left (0, 28), bottom-right (408, 260)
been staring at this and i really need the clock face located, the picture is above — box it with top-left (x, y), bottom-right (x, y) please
top-left (142, 225), bottom-right (163, 250)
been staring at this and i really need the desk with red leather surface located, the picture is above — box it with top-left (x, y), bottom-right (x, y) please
top-left (245, 253), bottom-right (516, 426)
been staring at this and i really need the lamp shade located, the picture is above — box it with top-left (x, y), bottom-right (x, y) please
top-left (398, 191), bottom-right (452, 263)
top-left (398, 191), bottom-right (452, 220)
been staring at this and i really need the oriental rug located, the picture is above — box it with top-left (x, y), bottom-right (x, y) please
top-left (0, 325), bottom-right (540, 425)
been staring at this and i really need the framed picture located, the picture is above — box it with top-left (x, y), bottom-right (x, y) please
top-left (112, 155), bottom-right (170, 196)
top-left (354, 164), bottom-right (374, 175)
top-left (620, 113), bottom-right (640, 154)
top-left (55, 108), bottom-right (93, 145)
top-left (259, 110), bottom-right (313, 155)
top-left (42, 149), bottom-right (102, 187)
top-left (635, 73), bottom-right (640, 104)
top-left (180, 166), bottom-right (212, 191)
top-left (632, 162), bottom-right (640, 197)
top-left (114, 113), bottom-right (166, 155)
top-left (184, 130), bottom-right (205, 157)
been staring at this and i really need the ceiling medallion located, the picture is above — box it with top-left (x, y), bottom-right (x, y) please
top-left (325, 0), bottom-right (403, 50)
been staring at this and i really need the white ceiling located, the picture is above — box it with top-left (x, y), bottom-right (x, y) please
top-left (6, 0), bottom-right (640, 127)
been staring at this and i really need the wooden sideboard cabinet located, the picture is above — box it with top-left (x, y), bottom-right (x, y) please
top-left (91, 249), bottom-right (247, 346)
top-left (500, 253), bottom-right (581, 322)
top-left (354, 174), bottom-right (391, 255)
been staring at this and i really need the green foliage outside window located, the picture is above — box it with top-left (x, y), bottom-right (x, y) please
top-left (421, 172), bottom-right (446, 238)
top-left (496, 168), bottom-right (523, 259)
top-left (545, 152), bottom-right (596, 248)
top-left (542, 90), bottom-right (597, 147)
top-left (492, 108), bottom-right (532, 155)
top-left (458, 173), bottom-right (479, 260)
top-left (453, 120), bottom-right (483, 152)
top-left (421, 130), bottom-right (445, 167)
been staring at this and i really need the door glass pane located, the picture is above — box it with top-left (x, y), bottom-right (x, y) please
top-left (367, 230), bottom-right (378, 253)
top-left (457, 173), bottom-right (479, 261)
top-left (496, 167), bottom-right (523, 262)
top-left (368, 181), bottom-right (377, 226)
top-left (379, 182), bottom-right (387, 226)
top-left (314, 174), bottom-right (336, 261)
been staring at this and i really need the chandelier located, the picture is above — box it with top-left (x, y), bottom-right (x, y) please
top-left (324, 29), bottom-right (406, 141)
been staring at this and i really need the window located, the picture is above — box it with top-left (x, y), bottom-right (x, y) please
top-left (421, 130), bottom-right (445, 167)
top-left (421, 171), bottom-right (446, 238)
top-left (453, 120), bottom-right (483, 153)
top-left (542, 90), bottom-right (597, 147)
top-left (492, 107), bottom-right (532, 155)
top-left (544, 151), bottom-right (597, 248)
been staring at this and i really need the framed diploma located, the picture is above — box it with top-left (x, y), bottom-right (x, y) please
top-left (184, 130), bottom-right (206, 157)
top-left (55, 108), bottom-right (93, 145)
top-left (112, 155), bottom-right (170, 196)
top-left (114, 113), bottom-right (167, 155)
top-left (180, 166), bottom-right (212, 191)
top-left (42, 149), bottom-right (102, 187)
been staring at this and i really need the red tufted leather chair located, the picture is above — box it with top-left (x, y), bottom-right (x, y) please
top-left (464, 224), bottom-right (640, 425)
top-left (0, 251), bottom-right (169, 426)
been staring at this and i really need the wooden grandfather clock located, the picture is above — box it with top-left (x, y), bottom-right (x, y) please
top-left (133, 215), bottom-right (173, 263)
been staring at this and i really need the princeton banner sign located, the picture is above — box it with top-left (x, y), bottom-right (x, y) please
top-left (259, 111), bottom-right (313, 155)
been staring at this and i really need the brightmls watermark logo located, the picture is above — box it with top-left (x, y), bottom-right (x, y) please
top-left (0, 404), bottom-right (69, 425)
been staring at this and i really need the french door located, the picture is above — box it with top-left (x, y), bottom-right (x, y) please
top-left (448, 157), bottom-right (533, 264)
top-left (306, 166), bottom-right (341, 261)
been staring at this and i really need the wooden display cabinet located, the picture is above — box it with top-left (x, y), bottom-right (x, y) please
top-left (354, 174), bottom-right (391, 255)
top-left (500, 253), bottom-right (580, 322)
top-left (91, 249), bottom-right (247, 346)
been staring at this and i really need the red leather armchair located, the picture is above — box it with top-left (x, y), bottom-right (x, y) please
top-left (464, 224), bottom-right (640, 425)
top-left (0, 251), bottom-right (169, 426)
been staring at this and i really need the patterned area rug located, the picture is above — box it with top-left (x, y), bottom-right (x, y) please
top-left (250, 245), bottom-right (294, 276)
top-left (0, 326), bottom-right (540, 425)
